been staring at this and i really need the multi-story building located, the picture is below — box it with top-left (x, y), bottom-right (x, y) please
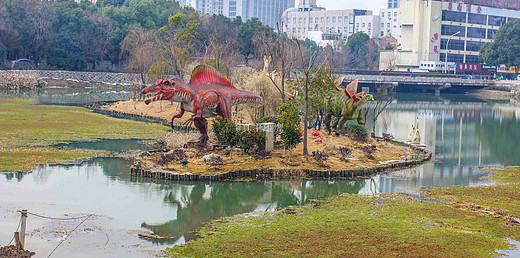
top-left (355, 15), bottom-right (381, 39)
top-left (380, 0), bottom-right (520, 71)
top-left (283, 0), bottom-right (371, 43)
top-left (184, 0), bottom-right (293, 29)
top-left (388, 0), bottom-right (400, 9)
top-left (379, 8), bottom-right (401, 45)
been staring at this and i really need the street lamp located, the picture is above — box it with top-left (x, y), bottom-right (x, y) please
top-left (444, 31), bottom-right (461, 73)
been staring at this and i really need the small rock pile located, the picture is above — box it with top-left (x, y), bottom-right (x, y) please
top-left (0, 245), bottom-right (35, 258)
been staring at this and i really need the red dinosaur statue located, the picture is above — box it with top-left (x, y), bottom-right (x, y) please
top-left (142, 65), bottom-right (263, 145)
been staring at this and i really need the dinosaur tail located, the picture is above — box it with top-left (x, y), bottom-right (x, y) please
top-left (230, 92), bottom-right (264, 106)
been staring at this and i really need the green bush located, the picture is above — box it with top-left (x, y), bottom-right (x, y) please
top-left (212, 117), bottom-right (238, 146)
top-left (348, 124), bottom-right (368, 141)
top-left (238, 128), bottom-right (266, 154)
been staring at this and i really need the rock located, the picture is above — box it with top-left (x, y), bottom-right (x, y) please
top-left (203, 153), bottom-right (223, 165)
top-left (324, 144), bottom-right (339, 153)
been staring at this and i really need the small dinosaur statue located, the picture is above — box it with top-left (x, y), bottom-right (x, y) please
top-left (324, 79), bottom-right (373, 132)
top-left (142, 65), bottom-right (263, 145)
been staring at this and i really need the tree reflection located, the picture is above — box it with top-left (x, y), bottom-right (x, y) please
top-left (141, 179), bottom-right (365, 244)
top-left (478, 118), bottom-right (520, 166)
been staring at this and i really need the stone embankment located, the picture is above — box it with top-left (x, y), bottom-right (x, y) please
top-left (130, 143), bottom-right (431, 181)
top-left (1, 70), bottom-right (142, 86)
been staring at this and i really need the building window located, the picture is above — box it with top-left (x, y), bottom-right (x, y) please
top-left (381, 23), bottom-right (384, 27)
top-left (487, 29), bottom-right (497, 39)
top-left (299, 18), bottom-right (302, 23)
top-left (344, 16), bottom-right (348, 22)
top-left (381, 12), bottom-right (384, 17)
top-left (394, 11), bottom-right (397, 16)
top-left (229, 1), bottom-right (236, 4)
top-left (344, 27), bottom-right (348, 32)
top-left (229, 12), bottom-right (236, 16)
top-left (309, 17), bottom-right (313, 22)
top-left (440, 39), bottom-right (465, 50)
top-left (327, 17), bottom-right (330, 22)
top-left (442, 10), bottom-right (466, 23)
top-left (362, 23), bottom-right (365, 28)
top-left (466, 41), bottom-right (485, 51)
top-left (468, 13), bottom-right (487, 25)
top-left (467, 27), bottom-right (486, 39)
top-left (293, 18), bottom-right (296, 23)
top-left (441, 25), bottom-right (465, 36)
top-left (321, 17), bottom-right (324, 22)
top-left (394, 3), bottom-right (397, 8)
top-left (229, 7), bottom-right (236, 11)
top-left (387, 23), bottom-right (390, 28)
top-left (388, 12), bottom-right (391, 17)
top-left (440, 53), bottom-right (464, 63)
top-left (368, 22), bottom-right (371, 28)
top-left (465, 55), bottom-right (482, 63)
top-left (338, 17), bottom-right (342, 23)
top-left (356, 23), bottom-right (359, 28)
top-left (489, 16), bottom-right (507, 26)
top-left (332, 17), bottom-right (336, 22)
top-left (381, 31), bottom-right (384, 36)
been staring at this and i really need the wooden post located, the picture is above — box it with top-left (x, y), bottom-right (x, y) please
top-left (14, 232), bottom-right (21, 250)
top-left (20, 209), bottom-right (27, 250)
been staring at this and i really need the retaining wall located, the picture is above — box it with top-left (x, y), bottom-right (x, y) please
top-left (86, 102), bottom-right (196, 132)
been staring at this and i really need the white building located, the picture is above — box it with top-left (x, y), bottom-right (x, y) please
top-left (183, 0), bottom-right (293, 29)
top-left (355, 15), bottom-right (381, 39)
top-left (379, 8), bottom-right (401, 45)
top-left (380, 0), bottom-right (520, 71)
top-left (283, 0), bottom-right (371, 42)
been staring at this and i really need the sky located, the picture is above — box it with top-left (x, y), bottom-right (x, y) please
top-left (295, 0), bottom-right (388, 11)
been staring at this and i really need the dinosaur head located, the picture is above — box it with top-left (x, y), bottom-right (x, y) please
top-left (361, 94), bottom-right (374, 103)
top-left (142, 79), bottom-right (193, 105)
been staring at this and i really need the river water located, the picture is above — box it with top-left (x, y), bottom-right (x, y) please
top-left (1, 90), bottom-right (519, 257)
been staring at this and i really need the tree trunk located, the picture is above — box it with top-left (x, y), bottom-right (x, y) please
top-left (303, 73), bottom-right (309, 155)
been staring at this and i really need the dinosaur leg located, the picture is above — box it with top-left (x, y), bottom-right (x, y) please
top-left (193, 117), bottom-right (209, 146)
top-left (171, 105), bottom-right (186, 129)
top-left (357, 111), bottom-right (365, 125)
top-left (324, 112), bottom-right (331, 131)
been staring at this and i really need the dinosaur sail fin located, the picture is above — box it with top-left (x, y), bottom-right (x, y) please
top-left (344, 79), bottom-right (358, 100)
top-left (189, 65), bottom-right (236, 89)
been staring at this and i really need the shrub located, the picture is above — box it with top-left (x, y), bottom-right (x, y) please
top-left (382, 133), bottom-right (395, 141)
top-left (312, 151), bottom-right (329, 166)
top-left (238, 128), bottom-right (266, 154)
top-left (158, 150), bottom-right (187, 166)
top-left (362, 145), bottom-right (377, 159)
top-left (339, 147), bottom-right (352, 161)
top-left (348, 124), bottom-right (369, 141)
top-left (212, 116), bottom-right (238, 146)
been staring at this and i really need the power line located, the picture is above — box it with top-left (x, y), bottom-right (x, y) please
top-left (5, 216), bottom-right (22, 246)
top-left (24, 211), bottom-right (91, 221)
top-left (46, 214), bottom-right (93, 258)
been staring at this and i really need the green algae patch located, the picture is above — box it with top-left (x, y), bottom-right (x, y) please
top-left (424, 167), bottom-right (520, 219)
top-left (0, 100), bottom-right (168, 172)
top-left (166, 192), bottom-right (519, 257)
top-left (0, 147), bottom-right (99, 171)
top-left (0, 100), bottom-right (167, 148)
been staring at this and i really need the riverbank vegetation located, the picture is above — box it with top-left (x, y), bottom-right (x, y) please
top-left (0, 100), bottom-right (167, 171)
top-left (165, 167), bottom-right (520, 257)
top-left (0, 72), bottom-right (41, 92)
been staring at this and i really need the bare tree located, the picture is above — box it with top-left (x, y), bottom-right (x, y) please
top-left (27, 1), bottom-right (56, 66)
top-left (121, 26), bottom-right (161, 84)
top-left (365, 83), bottom-right (395, 137)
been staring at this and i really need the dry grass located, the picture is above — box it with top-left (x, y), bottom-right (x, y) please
top-left (139, 130), bottom-right (411, 174)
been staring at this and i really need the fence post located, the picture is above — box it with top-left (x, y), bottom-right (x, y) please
top-left (20, 209), bottom-right (27, 250)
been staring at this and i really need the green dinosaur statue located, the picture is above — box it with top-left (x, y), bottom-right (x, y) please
top-left (324, 93), bottom-right (374, 132)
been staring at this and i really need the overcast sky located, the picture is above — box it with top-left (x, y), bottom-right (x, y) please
top-left (295, 0), bottom-right (388, 11)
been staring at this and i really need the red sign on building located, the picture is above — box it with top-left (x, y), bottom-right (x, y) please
top-left (456, 63), bottom-right (482, 72)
